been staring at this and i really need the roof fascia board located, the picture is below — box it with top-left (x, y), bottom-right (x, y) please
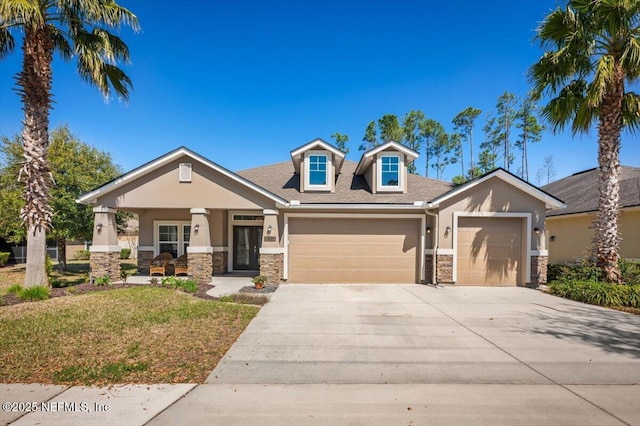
top-left (285, 203), bottom-right (426, 210)
top-left (427, 169), bottom-right (566, 210)
top-left (77, 147), bottom-right (288, 206)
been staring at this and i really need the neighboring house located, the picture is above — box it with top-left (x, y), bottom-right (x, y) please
top-left (77, 139), bottom-right (564, 286)
top-left (543, 166), bottom-right (640, 264)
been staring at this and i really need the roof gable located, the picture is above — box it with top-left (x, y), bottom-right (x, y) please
top-left (354, 141), bottom-right (419, 175)
top-left (77, 146), bottom-right (287, 206)
top-left (289, 138), bottom-right (346, 174)
top-left (428, 168), bottom-right (565, 210)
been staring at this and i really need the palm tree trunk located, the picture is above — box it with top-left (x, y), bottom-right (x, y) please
top-left (596, 71), bottom-right (624, 284)
top-left (469, 129), bottom-right (474, 177)
top-left (18, 25), bottom-right (54, 287)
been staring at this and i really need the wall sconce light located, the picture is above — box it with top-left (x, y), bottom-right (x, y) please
top-left (426, 227), bottom-right (431, 234)
top-left (534, 227), bottom-right (540, 235)
top-left (444, 226), bottom-right (451, 238)
top-left (267, 225), bottom-right (272, 235)
top-left (550, 235), bottom-right (556, 242)
top-left (96, 223), bottom-right (103, 235)
top-left (194, 224), bottom-right (199, 235)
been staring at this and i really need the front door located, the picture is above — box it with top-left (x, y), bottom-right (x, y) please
top-left (233, 226), bottom-right (262, 270)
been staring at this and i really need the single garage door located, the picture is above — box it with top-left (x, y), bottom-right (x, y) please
top-left (456, 217), bottom-right (523, 286)
top-left (288, 218), bottom-right (420, 283)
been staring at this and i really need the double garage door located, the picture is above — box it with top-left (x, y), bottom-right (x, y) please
top-left (288, 218), bottom-right (420, 283)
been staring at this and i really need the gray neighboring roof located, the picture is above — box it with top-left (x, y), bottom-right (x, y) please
top-left (543, 166), bottom-right (640, 217)
top-left (236, 160), bottom-right (453, 204)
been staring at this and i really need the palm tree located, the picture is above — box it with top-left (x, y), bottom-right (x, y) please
top-left (529, 0), bottom-right (640, 283)
top-left (0, 1), bottom-right (138, 287)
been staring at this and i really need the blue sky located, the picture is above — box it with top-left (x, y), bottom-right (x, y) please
top-left (0, 0), bottom-right (638, 184)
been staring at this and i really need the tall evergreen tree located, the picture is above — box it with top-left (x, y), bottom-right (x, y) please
top-left (515, 95), bottom-right (544, 181)
top-left (402, 110), bottom-right (426, 174)
top-left (452, 107), bottom-right (482, 178)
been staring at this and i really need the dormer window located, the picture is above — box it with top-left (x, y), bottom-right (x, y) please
top-left (309, 155), bottom-right (327, 185)
top-left (377, 154), bottom-right (403, 192)
top-left (303, 151), bottom-right (331, 191)
top-left (381, 156), bottom-right (399, 186)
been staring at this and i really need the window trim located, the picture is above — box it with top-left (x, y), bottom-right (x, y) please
top-left (303, 151), bottom-right (331, 191)
top-left (377, 153), bottom-right (403, 192)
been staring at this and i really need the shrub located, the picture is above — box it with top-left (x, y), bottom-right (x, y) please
top-left (6, 284), bottom-right (23, 294)
top-left (0, 252), bottom-right (10, 266)
top-left (73, 250), bottom-right (91, 260)
top-left (549, 259), bottom-right (640, 285)
top-left (119, 248), bottom-right (131, 259)
top-left (619, 260), bottom-right (640, 285)
top-left (19, 286), bottom-right (50, 302)
top-left (161, 276), bottom-right (198, 293)
top-left (547, 259), bottom-right (601, 282)
top-left (547, 280), bottom-right (640, 308)
top-left (45, 255), bottom-right (53, 276)
top-left (94, 275), bottom-right (111, 286)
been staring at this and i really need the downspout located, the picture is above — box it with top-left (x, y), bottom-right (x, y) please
top-left (425, 210), bottom-right (438, 285)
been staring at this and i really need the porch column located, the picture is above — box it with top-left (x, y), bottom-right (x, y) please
top-left (89, 206), bottom-right (120, 282)
top-left (530, 225), bottom-right (548, 287)
top-left (187, 208), bottom-right (213, 284)
top-left (259, 209), bottom-right (283, 285)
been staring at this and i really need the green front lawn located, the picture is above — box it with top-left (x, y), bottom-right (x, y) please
top-left (0, 286), bottom-right (259, 385)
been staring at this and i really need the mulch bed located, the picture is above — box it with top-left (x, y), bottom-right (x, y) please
top-left (239, 285), bottom-right (278, 293)
top-left (1, 281), bottom-right (217, 307)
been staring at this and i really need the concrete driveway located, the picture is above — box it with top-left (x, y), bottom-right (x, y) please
top-left (150, 285), bottom-right (640, 426)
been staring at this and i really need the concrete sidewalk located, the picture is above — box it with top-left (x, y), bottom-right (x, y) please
top-left (3, 285), bottom-right (639, 425)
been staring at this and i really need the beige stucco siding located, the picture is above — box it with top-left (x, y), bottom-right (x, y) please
top-left (437, 177), bottom-right (546, 251)
top-left (94, 157), bottom-right (275, 210)
top-left (547, 208), bottom-right (640, 263)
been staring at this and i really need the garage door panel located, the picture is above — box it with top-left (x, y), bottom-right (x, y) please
top-left (456, 217), bottom-right (523, 286)
top-left (288, 218), bottom-right (419, 284)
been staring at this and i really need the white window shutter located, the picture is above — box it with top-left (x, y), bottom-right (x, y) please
top-left (179, 163), bottom-right (192, 182)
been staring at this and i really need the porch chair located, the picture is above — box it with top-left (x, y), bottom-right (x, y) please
top-left (174, 253), bottom-right (189, 276)
top-left (149, 252), bottom-right (173, 276)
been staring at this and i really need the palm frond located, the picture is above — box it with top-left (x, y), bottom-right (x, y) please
top-left (73, 24), bottom-right (133, 99)
top-left (0, 0), bottom-right (44, 27)
top-left (540, 79), bottom-right (588, 133)
top-left (93, 28), bottom-right (129, 64)
top-left (50, 25), bottom-right (72, 60)
top-left (621, 91), bottom-right (640, 132)
top-left (586, 55), bottom-right (616, 107)
top-left (0, 27), bottom-right (15, 58)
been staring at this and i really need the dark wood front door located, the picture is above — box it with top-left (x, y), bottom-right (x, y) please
top-left (233, 226), bottom-right (262, 270)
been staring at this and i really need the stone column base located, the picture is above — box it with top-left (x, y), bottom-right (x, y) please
top-left (425, 254), bottom-right (434, 284)
top-left (188, 253), bottom-right (213, 284)
top-left (90, 252), bottom-right (121, 283)
top-left (260, 253), bottom-right (283, 285)
top-left (436, 254), bottom-right (454, 284)
top-left (530, 255), bottom-right (548, 288)
top-left (137, 251), bottom-right (153, 275)
top-left (213, 251), bottom-right (228, 274)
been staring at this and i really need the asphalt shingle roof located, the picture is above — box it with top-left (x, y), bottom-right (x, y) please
top-left (543, 166), bottom-right (640, 216)
top-left (237, 160), bottom-right (453, 204)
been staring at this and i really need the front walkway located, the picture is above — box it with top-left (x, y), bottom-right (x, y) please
top-left (121, 273), bottom-right (256, 297)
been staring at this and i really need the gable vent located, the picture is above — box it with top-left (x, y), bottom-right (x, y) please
top-left (179, 163), bottom-right (192, 182)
